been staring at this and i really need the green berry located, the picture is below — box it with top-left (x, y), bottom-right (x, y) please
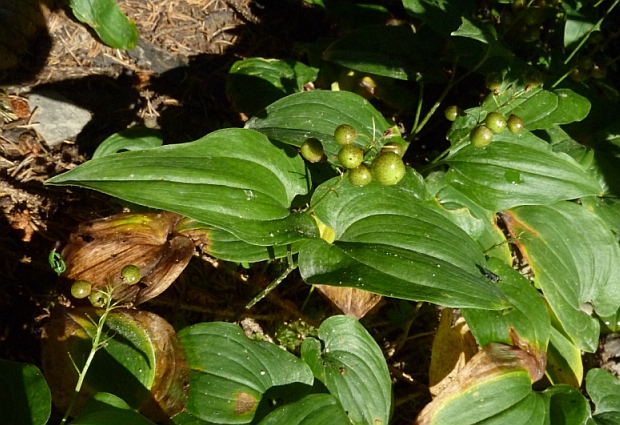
top-left (512, 0), bottom-right (526, 10)
top-left (371, 152), bottom-right (406, 186)
top-left (470, 125), bottom-right (493, 147)
top-left (89, 291), bottom-right (106, 307)
top-left (507, 115), bottom-right (524, 134)
top-left (334, 124), bottom-right (358, 146)
top-left (591, 63), bottom-right (607, 79)
top-left (578, 56), bottom-right (594, 71)
top-left (71, 280), bottom-right (92, 299)
top-left (380, 142), bottom-right (404, 157)
top-left (485, 72), bottom-right (502, 91)
top-left (484, 112), bottom-right (507, 134)
top-left (588, 31), bottom-right (604, 45)
top-left (348, 164), bottom-right (372, 187)
top-left (523, 69), bottom-right (543, 87)
top-left (338, 145), bottom-right (364, 169)
top-left (300, 138), bottom-right (325, 163)
top-left (444, 105), bottom-right (462, 122)
top-left (121, 264), bottom-right (141, 285)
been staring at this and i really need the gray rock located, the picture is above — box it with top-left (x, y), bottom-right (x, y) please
top-left (28, 90), bottom-right (92, 147)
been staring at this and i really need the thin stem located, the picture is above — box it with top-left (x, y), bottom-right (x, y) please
top-left (412, 82), bottom-right (424, 132)
top-left (563, 0), bottom-right (619, 66)
top-left (60, 293), bottom-right (115, 424)
top-left (412, 46), bottom-right (491, 137)
top-left (246, 248), bottom-right (298, 309)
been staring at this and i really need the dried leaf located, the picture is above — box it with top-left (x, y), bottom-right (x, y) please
top-left (315, 285), bottom-right (382, 319)
top-left (41, 306), bottom-right (189, 421)
top-left (429, 309), bottom-right (478, 397)
top-left (61, 211), bottom-right (194, 305)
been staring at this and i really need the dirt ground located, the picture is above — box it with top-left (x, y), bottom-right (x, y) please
top-left (0, 0), bottom-right (439, 422)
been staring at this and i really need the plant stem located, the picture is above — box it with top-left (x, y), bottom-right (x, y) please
top-left (563, 0), bottom-right (619, 66)
top-left (245, 248), bottom-right (297, 309)
top-left (60, 292), bottom-right (115, 424)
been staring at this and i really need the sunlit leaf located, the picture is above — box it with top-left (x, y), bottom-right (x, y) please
top-left (178, 322), bottom-right (314, 424)
top-left (46, 128), bottom-right (318, 246)
top-left (70, 393), bottom-right (157, 425)
top-left (587, 368), bottom-right (620, 424)
top-left (298, 175), bottom-right (508, 310)
top-left (503, 202), bottom-right (620, 352)
top-left (69, 0), bottom-right (138, 49)
top-left (301, 315), bottom-right (391, 425)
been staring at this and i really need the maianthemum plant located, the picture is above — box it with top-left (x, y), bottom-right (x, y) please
top-left (4, 0), bottom-right (620, 424)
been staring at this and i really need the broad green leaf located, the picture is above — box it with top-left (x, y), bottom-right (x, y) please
top-left (587, 369), bottom-right (620, 416)
top-left (245, 90), bottom-right (407, 166)
top-left (46, 128), bottom-right (319, 246)
top-left (69, 0), bottom-right (138, 49)
top-left (322, 25), bottom-right (444, 81)
top-left (93, 128), bottom-right (163, 159)
top-left (445, 130), bottom-right (602, 211)
top-left (582, 196), bottom-right (620, 235)
top-left (503, 202), bottom-right (620, 351)
top-left (227, 58), bottom-right (317, 115)
top-left (258, 394), bottom-right (351, 425)
top-left (0, 358), bottom-right (51, 425)
top-left (543, 384), bottom-right (590, 425)
top-left (475, 393), bottom-right (548, 425)
top-left (42, 307), bottom-right (189, 419)
top-left (526, 89), bottom-right (591, 130)
top-left (463, 257), bottom-right (551, 353)
top-left (429, 172), bottom-right (511, 263)
top-left (417, 344), bottom-right (535, 425)
top-left (562, 2), bottom-right (597, 49)
top-left (70, 393), bottom-right (157, 425)
top-left (178, 322), bottom-right (314, 424)
top-left (587, 369), bottom-right (620, 424)
top-left (301, 315), bottom-right (391, 425)
top-left (298, 175), bottom-right (508, 310)
top-left (546, 326), bottom-right (583, 388)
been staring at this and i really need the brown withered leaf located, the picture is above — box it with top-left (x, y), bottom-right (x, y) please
top-left (61, 211), bottom-right (195, 305)
top-left (429, 308), bottom-right (478, 397)
top-left (41, 306), bottom-right (189, 421)
top-left (315, 285), bottom-right (382, 319)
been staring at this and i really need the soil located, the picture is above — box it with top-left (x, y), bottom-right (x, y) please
top-left (0, 0), bottom-right (436, 423)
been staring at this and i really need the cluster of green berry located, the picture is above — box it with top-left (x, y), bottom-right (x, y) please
top-left (570, 34), bottom-right (609, 83)
top-left (498, 0), bottom-right (561, 44)
top-left (300, 124), bottom-right (406, 186)
top-left (445, 71), bottom-right (536, 148)
top-left (70, 264), bottom-right (142, 307)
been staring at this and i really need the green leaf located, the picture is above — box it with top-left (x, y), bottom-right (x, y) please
top-left (46, 128), bottom-right (319, 246)
top-left (68, 0), bottom-right (138, 49)
top-left (227, 58), bottom-right (317, 115)
top-left (42, 307), bottom-right (189, 419)
top-left (445, 130), bottom-right (602, 211)
top-left (0, 358), bottom-right (51, 425)
top-left (503, 202), bottom-right (620, 351)
top-left (587, 369), bottom-right (620, 416)
top-left (428, 172), bottom-right (511, 263)
top-left (93, 128), bottom-right (163, 159)
top-left (543, 384), bottom-right (590, 425)
top-left (301, 316), bottom-right (391, 425)
top-left (475, 393), bottom-right (548, 425)
top-left (463, 257), bottom-right (551, 352)
top-left (562, 2), bottom-right (597, 49)
top-left (525, 89), bottom-right (591, 130)
top-left (70, 393), bottom-right (157, 425)
top-left (178, 322), bottom-right (314, 423)
top-left (322, 25), bottom-right (444, 81)
top-left (298, 175), bottom-right (508, 310)
top-left (402, 0), bottom-right (475, 38)
top-left (258, 394), bottom-right (351, 425)
top-left (546, 326), bottom-right (583, 388)
top-left (245, 90), bottom-right (407, 166)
